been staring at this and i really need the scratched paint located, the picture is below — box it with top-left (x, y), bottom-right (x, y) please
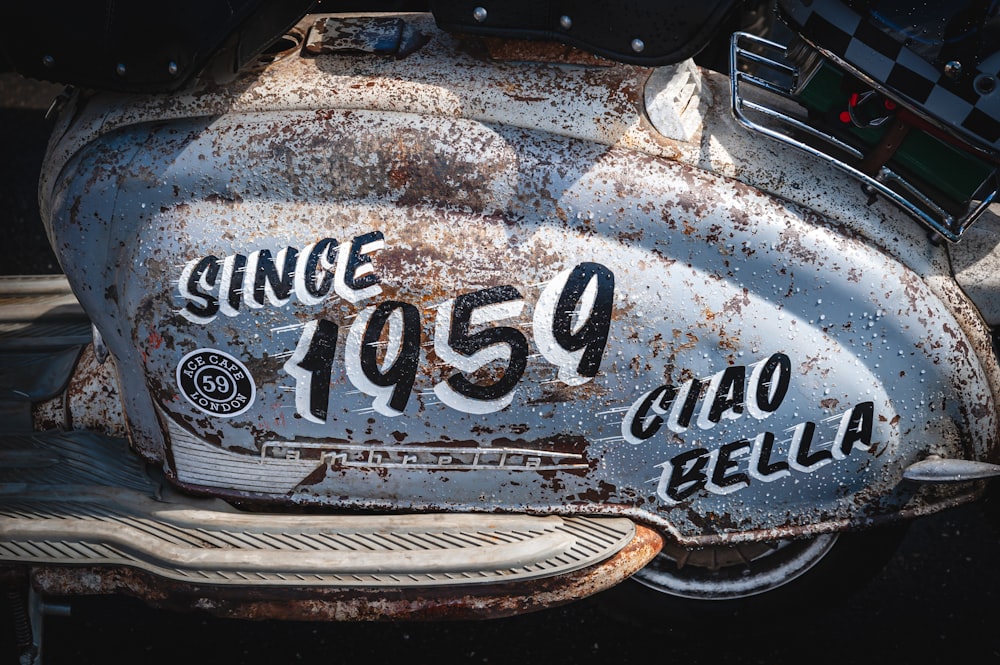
top-left (40, 13), bottom-right (998, 546)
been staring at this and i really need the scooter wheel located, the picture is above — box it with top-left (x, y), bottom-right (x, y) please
top-left (597, 525), bottom-right (908, 621)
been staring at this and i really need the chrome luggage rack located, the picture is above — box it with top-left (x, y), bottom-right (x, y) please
top-left (729, 31), bottom-right (998, 243)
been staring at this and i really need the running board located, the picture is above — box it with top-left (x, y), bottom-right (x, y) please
top-left (0, 431), bottom-right (662, 620)
top-left (0, 275), bottom-right (92, 432)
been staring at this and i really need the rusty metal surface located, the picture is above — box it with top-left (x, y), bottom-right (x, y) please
top-left (33, 344), bottom-right (127, 437)
top-left (38, 13), bottom-right (1000, 547)
top-left (675, 71), bottom-right (1000, 445)
top-left (25, 524), bottom-right (662, 621)
top-left (950, 206), bottom-right (1000, 327)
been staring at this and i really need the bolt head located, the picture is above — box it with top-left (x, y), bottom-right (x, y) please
top-left (473, 6), bottom-right (487, 22)
top-left (974, 74), bottom-right (997, 95)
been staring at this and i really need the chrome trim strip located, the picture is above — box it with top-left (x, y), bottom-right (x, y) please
top-left (730, 31), bottom-right (998, 243)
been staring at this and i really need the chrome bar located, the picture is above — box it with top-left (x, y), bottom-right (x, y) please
top-left (729, 31), bottom-right (998, 242)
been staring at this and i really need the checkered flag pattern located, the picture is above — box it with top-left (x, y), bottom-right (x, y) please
top-left (779, 0), bottom-right (1000, 155)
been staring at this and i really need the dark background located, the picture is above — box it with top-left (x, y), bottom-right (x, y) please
top-left (2, 72), bottom-right (1000, 664)
top-left (0, 73), bottom-right (61, 275)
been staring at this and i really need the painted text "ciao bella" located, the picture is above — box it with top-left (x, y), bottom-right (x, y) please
top-left (620, 353), bottom-right (875, 504)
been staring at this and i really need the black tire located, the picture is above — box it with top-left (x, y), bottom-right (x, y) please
top-left (597, 525), bottom-right (908, 625)
top-left (979, 478), bottom-right (1000, 536)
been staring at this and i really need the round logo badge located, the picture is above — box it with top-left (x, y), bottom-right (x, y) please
top-left (176, 348), bottom-right (256, 417)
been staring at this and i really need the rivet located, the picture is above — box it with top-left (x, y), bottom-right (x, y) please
top-left (944, 60), bottom-right (962, 78)
top-left (116, 63), bottom-right (127, 76)
top-left (473, 6), bottom-right (487, 22)
top-left (631, 38), bottom-right (645, 53)
top-left (974, 74), bottom-right (997, 95)
top-left (560, 15), bottom-right (572, 29)
top-left (42, 55), bottom-right (55, 68)
top-left (167, 61), bottom-right (179, 76)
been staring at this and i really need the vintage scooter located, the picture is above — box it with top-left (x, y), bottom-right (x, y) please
top-left (2, 0), bottom-right (999, 661)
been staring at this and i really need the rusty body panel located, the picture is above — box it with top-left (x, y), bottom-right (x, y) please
top-left (37, 13), bottom-right (999, 551)
top-left (33, 344), bottom-right (127, 438)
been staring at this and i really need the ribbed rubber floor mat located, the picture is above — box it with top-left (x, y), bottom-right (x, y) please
top-left (0, 430), bottom-right (636, 587)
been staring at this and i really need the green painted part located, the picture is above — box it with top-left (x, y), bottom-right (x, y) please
top-left (796, 62), bottom-right (843, 113)
top-left (796, 62), bottom-right (994, 205)
top-left (890, 131), bottom-right (992, 203)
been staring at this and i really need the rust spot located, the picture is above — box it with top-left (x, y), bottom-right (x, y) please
top-left (571, 479), bottom-right (620, 503)
top-left (482, 37), bottom-right (613, 67)
top-left (672, 329), bottom-right (698, 353)
top-left (722, 289), bottom-right (751, 317)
